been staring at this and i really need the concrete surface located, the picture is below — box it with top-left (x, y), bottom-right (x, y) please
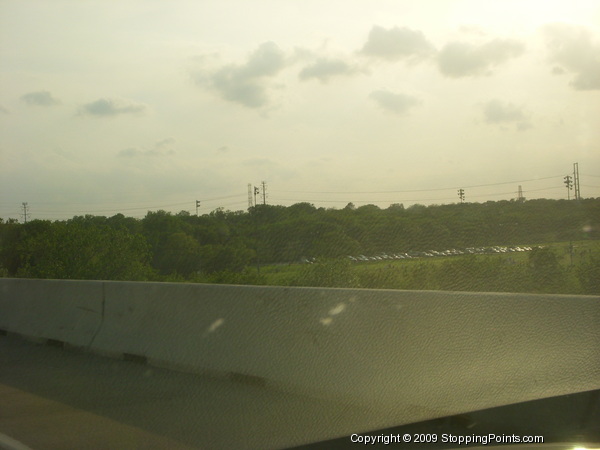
top-left (0, 335), bottom-right (391, 449)
top-left (1, 336), bottom-right (599, 450)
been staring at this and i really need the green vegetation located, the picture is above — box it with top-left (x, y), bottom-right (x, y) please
top-left (262, 241), bottom-right (599, 295)
top-left (1, 198), bottom-right (599, 294)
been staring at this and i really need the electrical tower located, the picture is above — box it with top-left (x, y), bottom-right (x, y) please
top-left (195, 200), bottom-right (201, 216)
top-left (21, 202), bottom-right (29, 223)
top-left (573, 162), bottom-right (581, 200)
top-left (457, 189), bottom-right (465, 204)
top-left (564, 175), bottom-right (573, 200)
top-left (247, 184), bottom-right (254, 210)
top-left (517, 185), bottom-right (524, 202)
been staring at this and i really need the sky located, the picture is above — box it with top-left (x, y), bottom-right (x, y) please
top-left (1, 0), bottom-right (599, 220)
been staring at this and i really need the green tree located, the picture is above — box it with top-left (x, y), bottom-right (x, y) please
top-left (576, 253), bottom-right (600, 294)
top-left (200, 239), bottom-right (255, 274)
top-left (528, 247), bottom-right (564, 292)
top-left (157, 232), bottom-right (202, 277)
top-left (17, 220), bottom-right (154, 280)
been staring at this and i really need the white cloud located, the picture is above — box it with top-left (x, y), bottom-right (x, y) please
top-left (79, 98), bottom-right (147, 117)
top-left (299, 58), bottom-right (358, 83)
top-left (542, 23), bottom-right (600, 90)
top-left (369, 90), bottom-right (420, 115)
top-left (194, 42), bottom-right (286, 108)
top-left (20, 91), bottom-right (61, 106)
top-left (482, 100), bottom-right (532, 131)
top-left (437, 39), bottom-right (524, 77)
top-left (360, 25), bottom-right (435, 62)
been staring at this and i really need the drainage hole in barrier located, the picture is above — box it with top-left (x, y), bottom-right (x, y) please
top-left (123, 353), bottom-right (148, 365)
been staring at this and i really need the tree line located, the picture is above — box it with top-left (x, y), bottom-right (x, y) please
top-left (0, 198), bottom-right (598, 292)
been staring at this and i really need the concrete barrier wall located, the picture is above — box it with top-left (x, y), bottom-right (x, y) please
top-left (1, 278), bottom-right (599, 426)
top-left (0, 279), bottom-right (104, 347)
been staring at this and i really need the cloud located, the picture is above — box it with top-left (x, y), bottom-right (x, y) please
top-left (360, 25), bottom-right (435, 62)
top-left (369, 90), bottom-right (420, 115)
top-left (542, 23), bottom-right (600, 90)
top-left (195, 42), bottom-right (286, 108)
top-left (79, 98), bottom-right (147, 117)
top-left (117, 138), bottom-right (176, 157)
top-left (299, 58), bottom-right (358, 82)
top-left (118, 148), bottom-right (175, 158)
top-left (459, 25), bottom-right (486, 36)
top-left (20, 91), bottom-right (61, 106)
top-left (117, 148), bottom-right (142, 157)
top-left (482, 100), bottom-right (532, 130)
top-left (0, 105), bottom-right (8, 114)
top-left (155, 137), bottom-right (175, 148)
top-left (242, 158), bottom-right (274, 167)
top-left (437, 39), bottom-right (524, 77)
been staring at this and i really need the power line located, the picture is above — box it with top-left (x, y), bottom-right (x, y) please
top-left (16, 200), bottom-right (251, 219)
top-left (276, 175), bottom-right (563, 195)
top-left (1, 171), bottom-right (590, 220)
top-left (16, 195), bottom-right (247, 215)
top-left (270, 186), bottom-right (563, 205)
top-left (0, 193), bottom-right (245, 207)
top-left (31, 201), bottom-right (193, 214)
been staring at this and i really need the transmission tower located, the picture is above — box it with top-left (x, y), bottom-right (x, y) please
top-left (457, 189), bottom-right (465, 204)
top-left (573, 162), bottom-right (581, 200)
top-left (21, 202), bottom-right (29, 223)
top-left (564, 175), bottom-right (573, 200)
top-left (195, 200), bottom-right (201, 216)
top-left (247, 184), bottom-right (254, 210)
top-left (517, 185), bottom-right (525, 202)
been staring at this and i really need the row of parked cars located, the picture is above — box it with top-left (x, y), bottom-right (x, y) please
top-left (347, 246), bottom-right (534, 262)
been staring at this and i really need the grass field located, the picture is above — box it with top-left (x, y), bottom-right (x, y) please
top-left (258, 239), bottom-right (600, 288)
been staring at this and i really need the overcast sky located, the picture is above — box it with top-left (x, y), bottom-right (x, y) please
top-left (1, 0), bottom-right (599, 220)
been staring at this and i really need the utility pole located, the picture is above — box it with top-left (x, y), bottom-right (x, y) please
top-left (250, 186), bottom-right (261, 274)
top-left (573, 162), bottom-right (581, 200)
top-left (564, 175), bottom-right (573, 200)
top-left (195, 200), bottom-right (201, 216)
top-left (457, 189), bottom-right (465, 204)
top-left (261, 181), bottom-right (267, 205)
top-left (254, 186), bottom-right (260, 207)
top-left (21, 202), bottom-right (29, 223)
